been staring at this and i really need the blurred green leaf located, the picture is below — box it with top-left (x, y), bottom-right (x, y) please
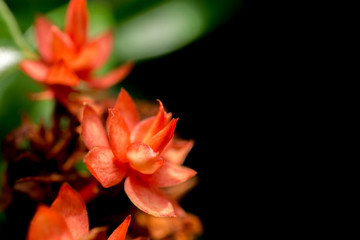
top-left (114, 0), bottom-right (242, 61)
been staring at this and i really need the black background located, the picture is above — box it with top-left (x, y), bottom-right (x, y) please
top-left (122, 1), bottom-right (283, 238)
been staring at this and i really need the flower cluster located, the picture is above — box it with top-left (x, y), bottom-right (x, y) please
top-left (0, 0), bottom-right (201, 239)
top-left (20, 0), bottom-right (133, 90)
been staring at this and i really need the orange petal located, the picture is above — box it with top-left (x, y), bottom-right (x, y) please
top-left (162, 139), bottom-right (194, 165)
top-left (68, 40), bottom-right (98, 71)
top-left (86, 62), bottom-right (134, 89)
top-left (147, 118), bottom-right (178, 153)
top-left (107, 215), bottom-right (131, 240)
top-left (142, 100), bottom-right (171, 144)
top-left (65, 0), bottom-right (88, 47)
top-left (35, 15), bottom-right (53, 63)
top-left (81, 104), bottom-right (110, 149)
top-left (146, 161), bottom-right (197, 188)
top-left (46, 60), bottom-right (80, 86)
top-left (108, 109), bottom-right (131, 162)
top-left (90, 31), bottom-right (113, 69)
top-left (27, 205), bottom-right (73, 240)
top-left (84, 146), bottom-right (127, 188)
top-left (130, 116), bottom-right (155, 143)
top-left (19, 60), bottom-right (49, 82)
top-left (112, 88), bottom-right (140, 131)
top-left (50, 183), bottom-right (89, 240)
top-left (124, 175), bottom-right (175, 217)
top-left (126, 142), bottom-right (162, 174)
top-left (51, 26), bottom-right (76, 63)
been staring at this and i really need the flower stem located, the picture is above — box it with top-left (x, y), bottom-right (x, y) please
top-left (0, 0), bottom-right (38, 60)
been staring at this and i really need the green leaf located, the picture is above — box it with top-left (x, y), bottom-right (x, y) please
top-left (114, 0), bottom-right (242, 61)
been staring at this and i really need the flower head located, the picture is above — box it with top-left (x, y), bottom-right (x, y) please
top-left (20, 0), bottom-right (133, 89)
top-left (81, 89), bottom-right (197, 217)
top-left (27, 183), bottom-right (131, 240)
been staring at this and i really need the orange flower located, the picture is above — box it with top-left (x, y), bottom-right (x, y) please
top-left (81, 89), bottom-right (197, 217)
top-left (27, 183), bottom-right (131, 240)
top-left (20, 0), bottom-right (133, 89)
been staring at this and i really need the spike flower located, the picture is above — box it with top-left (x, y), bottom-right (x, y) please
top-left (27, 183), bottom-right (131, 240)
top-left (20, 0), bottom-right (133, 90)
top-left (81, 89), bottom-right (197, 217)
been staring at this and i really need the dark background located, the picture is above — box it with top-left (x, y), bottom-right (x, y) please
top-left (122, 1), bottom-right (283, 238)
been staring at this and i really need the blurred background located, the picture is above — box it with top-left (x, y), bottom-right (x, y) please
top-left (0, 0), bottom-right (276, 238)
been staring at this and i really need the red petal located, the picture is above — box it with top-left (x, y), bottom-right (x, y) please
top-left (147, 118), bottom-right (178, 153)
top-left (113, 88), bottom-right (139, 131)
top-left (19, 60), bottom-right (49, 82)
top-left (130, 116), bottom-right (155, 143)
top-left (35, 15), bottom-right (53, 63)
top-left (126, 142), bottom-right (162, 174)
top-left (146, 161), bottom-right (197, 188)
top-left (50, 183), bottom-right (89, 240)
top-left (51, 26), bottom-right (75, 63)
top-left (46, 60), bottom-right (79, 86)
top-left (68, 41), bottom-right (98, 71)
top-left (27, 205), bottom-right (73, 240)
top-left (86, 62), bottom-right (134, 89)
top-left (108, 109), bottom-right (131, 162)
top-left (162, 139), bottom-right (194, 165)
top-left (90, 31), bottom-right (113, 69)
top-left (107, 215), bottom-right (131, 240)
top-left (142, 100), bottom-right (171, 144)
top-left (65, 0), bottom-right (88, 47)
top-left (81, 104), bottom-right (109, 149)
top-left (124, 175), bottom-right (175, 217)
top-left (84, 146), bottom-right (127, 188)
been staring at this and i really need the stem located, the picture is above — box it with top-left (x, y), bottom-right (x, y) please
top-left (0, 0), bottom-right (38, 59)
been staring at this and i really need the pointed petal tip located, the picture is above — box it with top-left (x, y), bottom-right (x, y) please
top-left (107, 214), bottom-right (131, 240)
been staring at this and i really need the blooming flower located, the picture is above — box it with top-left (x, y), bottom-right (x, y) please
top-left (81, 89), bottom-right (197, 217)
top-left (20, 0), bottom-right (133, 89)
top-left (27, 183), bottom-right (131, 240)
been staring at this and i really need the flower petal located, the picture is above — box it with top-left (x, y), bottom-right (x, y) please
top-left (27, 205), bottom-right (73, 240)
top-left (50, 183), bottom-right (89, 240)
top-left (86, 62), bottom-right (134, 90)
top-left (162, 139), bottom-right (194, 165)
top-left (81, 104), bottom-right (109, 149)
top-left (141, 100), bottom-right (171, 144)
top-left (65, 0), bottom-right (88, 47)
top-left (126, 142), bottom-right (162, 174)
top-left (51, 26), bottom-right (76, 63)
top-left (84, 146), bottom-right (127, 188)
top-left (46, 60), bottom-right (79, 86)
top-left (107, 215), bottom-right (131, 240)
top-left (35, 15), bottom-right (53, 63)
top-left (130, 116), bottom-right (155, 143)
top-left (146, 161), bottom-right (197, 188)
top-left (19, 60), bottom-right (49, 82)
top-left (89, 31), bottom-right (113, 69)
top-left (108, 109), bottom-right (131, 162)
top-left (113, 88), bottom-right (139, 131)
top-left (68, 41), bottom-right (98, 71)
top-left (124, 175), bottom-right (175, 217)
top-left (147, 118), bottom-right (178, 153)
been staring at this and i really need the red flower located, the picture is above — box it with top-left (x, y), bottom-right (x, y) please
top-left (27, 183), bottom-right (131, 240)
top-left (20, 0), bottom-right (133, 89)
top-left (81, 89), bottom-right (197, 217)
